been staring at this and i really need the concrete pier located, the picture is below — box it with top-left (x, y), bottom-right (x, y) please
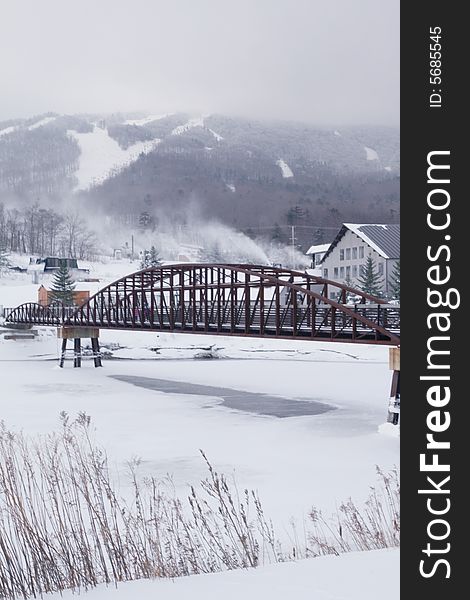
top-left (57, 327), bottom-right (102, 367)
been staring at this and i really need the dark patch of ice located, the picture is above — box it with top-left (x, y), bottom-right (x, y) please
top-left (110, 375), bottom-right (335, 418)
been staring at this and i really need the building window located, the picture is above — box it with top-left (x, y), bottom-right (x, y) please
top-left (346, 266), bottom-right (351, 279)
top-left (340, 249), bottom-right (344, 261)
top-left (352, 247), bottom-right (357, 259)
top-left (378, 263), bottom-right (384, 275)
top-left (315, 254), bottom-right (322, 265)
top-left (334, 267), bottom-right (339, 278)
top-left (346, 248), bottom-right (351, 260)
top-left (352, 265), bottom-right (358, 278)
top-left (340, 266), bottom-right (345, 278)
top-left (359, 246), bottom-right (364, 259)
top-left (323, 268), bottom-right (328, 278)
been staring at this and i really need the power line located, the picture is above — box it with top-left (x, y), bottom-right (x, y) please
top-left (243, 225), bottom-right (340, 231)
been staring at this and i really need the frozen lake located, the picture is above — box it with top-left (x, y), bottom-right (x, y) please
top-left (0, 329), bottom-right (399, 529)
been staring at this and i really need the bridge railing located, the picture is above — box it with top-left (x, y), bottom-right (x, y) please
top-left (0, 307), bottom-right (15, 319)
top-left (64, 298), bottom-right (399, 342)
top-left (5, 265), bottom-right (400, 344)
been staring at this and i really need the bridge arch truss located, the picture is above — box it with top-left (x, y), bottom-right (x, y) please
top-left (6, 264), bottom-right (400, 345)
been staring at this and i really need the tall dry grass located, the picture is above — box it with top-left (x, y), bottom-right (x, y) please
top-left (0, 414), bottom-right (399, 599)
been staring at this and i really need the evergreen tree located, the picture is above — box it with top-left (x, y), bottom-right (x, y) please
top-left (49, 261), bottom-right (76, 305)
top-left (0, 246), bottom-right (10, 276)
top-left (141, 246), bottom-right (162, 269)
top-left (344, 274), bottom-right (355, 302)
top-left (271, 223), bottom-right (286, 244)
top-left (287, 205), bottom-right (306, 225)
top-left (358, 255), bottom-right (383, 298)
top-left (390, 261), bottom-right (400, 302)
top-left (149, 245), bottom-right (162, 267)
top-left (140, 250), bottom-right (150, 270)
top-left (139, 211), bottom-right (152, 230)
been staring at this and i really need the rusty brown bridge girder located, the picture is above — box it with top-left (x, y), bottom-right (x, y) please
top-left (5, 264), bottom-right (400, 345)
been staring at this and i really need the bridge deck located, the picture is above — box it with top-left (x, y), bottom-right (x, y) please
top-left (5, 264), bottom-right (400, 345)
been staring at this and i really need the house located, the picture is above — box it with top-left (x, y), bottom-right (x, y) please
top-left (38, 284), bottom-right (90, 307)
top-left (28, 257), bottom-right (90, 280)
top-left (320, 223), bottom-right (400, 298)
top-left (305, 243), bottom-right (331, 271)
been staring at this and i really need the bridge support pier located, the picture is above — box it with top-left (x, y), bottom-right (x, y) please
top-left (58, 327), bottom-right (102, 368)
top-left (387, 347), bottom-right (400, 425)
top-left (91, 337), bottom-right (102, 368)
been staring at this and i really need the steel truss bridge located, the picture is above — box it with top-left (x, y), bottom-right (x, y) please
top-left (5, 264), bottom-right (400, 345)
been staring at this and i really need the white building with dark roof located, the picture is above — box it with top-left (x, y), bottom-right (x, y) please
top-left (320, 223), bottom-right (400, 298)
top-left (305, 243), bottom-right (331, 271)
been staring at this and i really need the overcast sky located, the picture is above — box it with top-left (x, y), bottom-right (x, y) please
top-left (0, 0), bottom-right (399, 125)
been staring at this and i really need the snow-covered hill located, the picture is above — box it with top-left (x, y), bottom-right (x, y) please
top-left (68, 126), bottom-right (160, 190)
top-left (0, 111), bottom-right (400, 193)
top-left (0, 111), bottom-right (399, 249)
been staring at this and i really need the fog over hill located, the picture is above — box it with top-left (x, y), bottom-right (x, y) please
top-left (0, 111), bottom-right (399, 253)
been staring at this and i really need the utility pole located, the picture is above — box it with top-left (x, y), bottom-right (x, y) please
top-left (291, 225), bottom-right (296, 268)
top-left (131, 234), bottom-right (135, 260)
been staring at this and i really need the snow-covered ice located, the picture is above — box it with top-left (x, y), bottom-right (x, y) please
top-left (364, 146), bottom-right (379, 161)
top-left (45, 549), bottom-right (399, 600)
top-left (0, 308), bottom-right (398, 527)
top-left (0, 262), bottom-right (399, 598)
top-left (276, 158), bottom-right (294, 178)
top-left (68, 126), bottom-right (160, 190)
top-left (379, 422), bottom-right (400, 438)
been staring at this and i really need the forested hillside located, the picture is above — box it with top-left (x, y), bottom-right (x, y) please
top-left (0, 112), bottom-right (399, 251)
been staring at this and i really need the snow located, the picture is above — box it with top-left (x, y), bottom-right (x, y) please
top-left (28, 116), bottom-right (57, 130)
top-left (41, 280), bottom-right (103, 293)
top-left (364, 146), bottom-right (379, 161)
top-left (334, 129), bottom-right (341, 136)
top-left (0, 264), bottom-right (399, 525)
top-left (226, 183), bottom-right (236, 192)
top-left (306, 243), bottom-right (330, 255)
top-left (0, 126), bottom-right (16, 137)
top-left (0, 261), bottom-right (399, 598)
top-left (68, 126), bottom-right (160, 190)
top-left (0, 116), bottom-right (56, 137)
top-left (27, 262), bottom-right (46, 272)
top-left (209, 128), bottom-right (224, 141)
top-left (379, 422), bottom-right (400, 438)
top-left (384, 166), bottom-right (392, 172)
top-left (276, 158), bottom-right (294, 178)
top-left (124, 114), bottom-right (173, 126)
top-left (171, 116), bottom-right (206, 136)
top-left (45, 549), bottom-right (399, 600)
top-left (0, 339), bottom-right (399, 524)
